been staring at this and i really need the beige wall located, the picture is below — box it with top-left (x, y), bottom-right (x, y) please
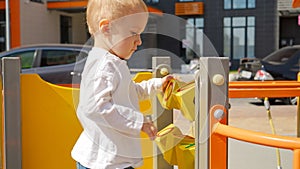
top-left (20, 1), bottom-right (88, 45)
top-left (72, 13), bottom-right (89, 44)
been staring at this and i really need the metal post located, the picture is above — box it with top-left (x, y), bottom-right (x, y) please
top-left (195, 57), bottom-right (229, 169)
top-left (297, 72), bottom-right (300, 137)
top-left (152, 56), bottom-right (173, 169)
top-left (5, 0), bottom-right (10, 50)
top-left (2, 57), bottom-right (21, 169)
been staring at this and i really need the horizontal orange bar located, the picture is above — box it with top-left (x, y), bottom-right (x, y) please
top-left (213, 123), bottom-right (300, 150)
top-left (0, 1), bottom-right (4, 9)
top-left (229, 81), bottom-right (300, 88)
top-left (47, 1), bottom-right (163, 16)
top-left (229, 88), bottom-right (300, 98)
top-left (228, 81), bottom-right (300, 98)
top-left (47, 1), bottom-right (87, 9)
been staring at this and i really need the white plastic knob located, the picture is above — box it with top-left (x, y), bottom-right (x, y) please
top-left (160, 67), bottom-right (169, 76)
top-left (212, 74), bottom-right (225, 86)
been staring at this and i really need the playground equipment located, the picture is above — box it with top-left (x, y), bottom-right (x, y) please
top-left (154, 57), bottom-right (300, 169)
top-left (1, 57), bottom-right (300, 169)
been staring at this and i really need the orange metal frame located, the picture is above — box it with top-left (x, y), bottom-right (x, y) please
top-left (209, 79), bottom-right (300, 169)
top-left (212, 122), bottom-right (300, 169)
top-left (209, 105), bottom-right (228, 169)
top-left (229, 81), bottom-right (300, 98)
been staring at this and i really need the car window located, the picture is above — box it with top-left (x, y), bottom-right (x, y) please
top-left (264, 48), bottom-right (300, 63)
top-left (40, 50), bottom-right (80, 67)
top-left (8, 51), bottom-right (35, 69)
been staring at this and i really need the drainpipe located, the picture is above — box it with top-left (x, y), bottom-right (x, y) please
top-left (5, 0), bottom-right (10, 51)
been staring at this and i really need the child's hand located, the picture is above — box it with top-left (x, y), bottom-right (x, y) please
top-left (142, 117), bottom-right (157, 141)
top-left (161, 75), bottom-right (175, 92)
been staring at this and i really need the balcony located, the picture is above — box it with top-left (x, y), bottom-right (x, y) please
top-left (47, 0), bottom-right (162, 15)
top-left (47, 0), bottom-right (87, 13)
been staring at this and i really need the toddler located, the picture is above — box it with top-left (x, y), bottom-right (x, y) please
top-left (71, 0), bottom-right (173, 169)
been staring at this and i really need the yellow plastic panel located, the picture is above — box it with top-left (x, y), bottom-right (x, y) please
top-left (20, 73), bottom-right (155, 169)
top-left (21, 74), bottom-right (82, 169)
top-left (175, 137), bottom-right (195, 169)
top-left (131, 72), bottom-right (155, 169)
top-left (132, 72), bottom-right (153, 115)
top-left (174, 82), bottom-right (195, 121)
top-left (155, 124), bottom-right (183, 165)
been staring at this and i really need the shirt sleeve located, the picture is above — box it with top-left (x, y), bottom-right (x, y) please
top-left (81, 66), bottom-right (144, 136)
top-left (133, 78), bottom-right (163, 101)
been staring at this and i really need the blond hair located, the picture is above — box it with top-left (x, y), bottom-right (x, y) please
top-left (86, 0), bottom-right (148, 36)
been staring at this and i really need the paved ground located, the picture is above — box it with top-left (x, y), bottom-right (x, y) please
top-left (228, 98), bottom-right (297, 169)
top-left (173, 98), bottom-right (298, 169)
top-left (229, 98), bottom-right (297, 136)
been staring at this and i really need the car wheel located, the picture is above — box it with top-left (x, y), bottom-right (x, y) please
top-left (283, 97), bottom-right (298, 105)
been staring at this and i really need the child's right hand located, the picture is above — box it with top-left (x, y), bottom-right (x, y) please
top-left (141, 116), bottom-right (157, 140)
top-left (161, 75), bottom-right (175, 92)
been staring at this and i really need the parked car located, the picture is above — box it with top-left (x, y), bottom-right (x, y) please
top-left (237, 45), bottom-right (300, 105)
top-left (0, 44), bottom-right (91, 85)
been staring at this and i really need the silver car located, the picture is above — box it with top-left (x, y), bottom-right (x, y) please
top-left (0, 44), bottom-right (91, 85)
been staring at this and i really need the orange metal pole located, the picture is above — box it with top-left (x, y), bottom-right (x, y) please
top-left (213, 123), bottom-right (300, 150)
top-left (10, 0), bottom-right (21, 48)
top-left (229, 81), bottom-right (300, 88)
top-left (210, 105), bottom-right (227, 169)
top-left (229, 88), bottom-right (300, 98)
top-left (228, 80), bottom-right (300, 98)
top-left (214, 123), bottom-right (300, 169)
top-left (297, 73), bottom-right (300, 137)
top-left (294, 149), bottom-right (300, 169)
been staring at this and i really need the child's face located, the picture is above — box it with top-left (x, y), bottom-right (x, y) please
top-left (109, 12), bottom-right (148, 60)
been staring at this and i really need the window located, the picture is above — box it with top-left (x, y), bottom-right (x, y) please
top-left (223, 16), bottom-right (255, 60)
top-left (183, 18), bottom-right (204, 60)
top-left (30, 0), bottom-right (43, 3)
top-left (224, 0), bottom-right (255, 9)
top-left (145, 0), bottom-right (159, 3)
top-left (60, 16), bottom-right (72, 43)
top-left (178, 0), bottom-right (202, 1)
top-left (9, 51), bottom-right (35, 69)
top-left (40, 50), bottom-right (80, 67)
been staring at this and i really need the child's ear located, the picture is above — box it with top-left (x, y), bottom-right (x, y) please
top-left (99, 19), bottom-right (110, 35)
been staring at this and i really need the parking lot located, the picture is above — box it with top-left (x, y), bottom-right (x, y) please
top-left (229, 98), bottom-right (297, 136)
top-left (228, 98), bottom-right (298, 169)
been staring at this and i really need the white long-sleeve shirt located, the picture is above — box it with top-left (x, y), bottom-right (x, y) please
top-left (71, 47), bottom-right (162, 169)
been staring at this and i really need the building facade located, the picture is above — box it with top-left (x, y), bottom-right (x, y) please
top-left (0, 0), bottom-right (299, 70)
top-left (0, 0), bottom-right (88, 50)
top-left (145, 0), bottom-right (300, 69)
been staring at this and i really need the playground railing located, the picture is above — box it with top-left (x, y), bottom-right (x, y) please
top-left (229, 80), bottom-right (300, 98)
top-left (213, 122), bottom-right (300, 169)
top-left (209, 78), bottom-right (300, 169)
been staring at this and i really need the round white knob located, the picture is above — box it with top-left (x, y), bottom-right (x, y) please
top-left (212, 74), bottom-right (225, 86)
